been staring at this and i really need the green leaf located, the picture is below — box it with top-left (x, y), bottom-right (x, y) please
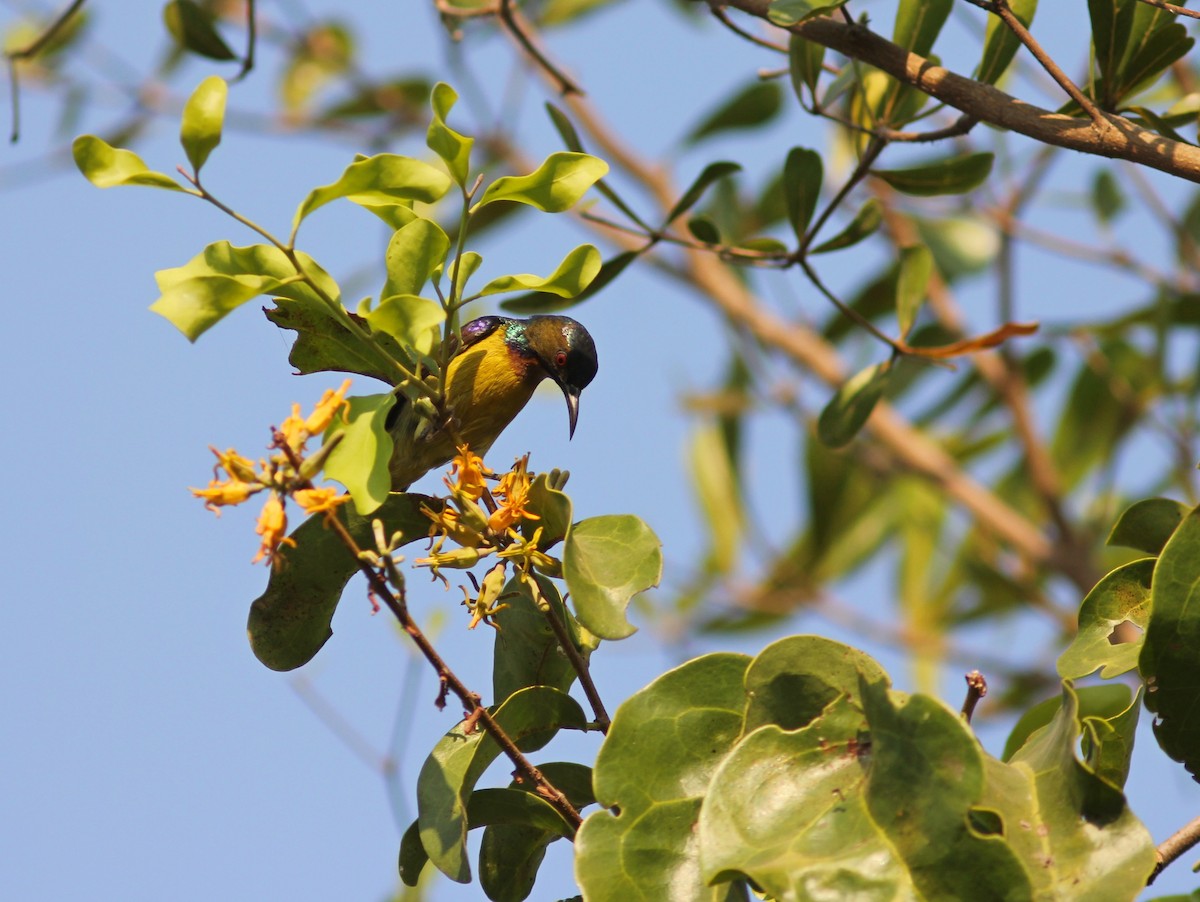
top-left (266, 296), bottom-right (411, 385)
top-left (699, 699), bottom-right (907, 900)
top-left (1118, 22), bottom-right (1193, 102)
top-left (895, 245), bottom-right (932, 338)
top-left (689, 422), bottom-right (743, 577)
top-left (978, 0), bottom-right (1037, 85)
top-left (892, 0), bottom-right (953, 57)
top-left (492, 574), bottom-right (592, 703)
top-left (768, 0), bottom-right (849, 26)
top-left (478, 244), bottom-right (601, 298)
top-left (247, 493), bottom-right (437, 670)
top-left (810, 199), bottom-right (882, 254)
top-left (1006, 682), bottom-right (1155, 895)
top-left (320, 393), bottom-right (394, 515)
top-left (401, 781), bottom-right (580, 888)
top-left (687, 216), bottom-right (721, 245)
top-left (817, 361), bottom-right (892, 448)
top-left (784, 147), bottom-right (822, 242)
top-left (859, 678), bottom-right (1033, 900)
top-left (1002, 683), bottom-right (1133, 761)
top-left (151, 242), bottom-right (326, 341)
top-left (576, 654), bottom-right (752, 902)
top-left (544, 102), bottom-right (651, 231)
top-left (788, 33), bottom-right (825, 101)
top-left (1107, 497), bottom-right (1189, 554)
top-left (417, 686), bottom-right (585, 882)
top-left (742, 635), bottom-right (889, 733)
top-left (473, 152), bottom-right (608, 213)
top-left (1090, 0), bottom-right (1136, 92)
top-left (382, 217), bottom-right (450, 301)
top-left (563, 514), bottom-right (661, 640)
top-left (1091, 168), bottom-right (1126, 224)
top-left (179, 75), bottom-right (227, 173)
top-left (427, 82), bottom-right (473, 187)
top-left (521, 473), bottom-right (573, 550)
top-left (279, 22), bottom-right (352, 112)
top-left (293, 154), bottom-right (452, 233)
top-left (1140, 503), bottom-right (1200, 779)
top-left (1057, 559), bottom-right (1154, 680)
top-left (544, 101), bottom-right (585, 153)
top-left (500, 249), bottom-right (639, 315)
top-left (1052, 340), bottom-right (1151, 489)
top-left (873, 153), bottom-right (994, 197)
top-left (366, 294), bottom-right (444, 359)
top-left (1081, 688), bottom-right (1141, 790)
top-left (72, 135), bottom-right (185, 191)
top-left (163, 0), bottom-right (236, 61)
top-left (685, 80), bottom-right (782, 144)
top-left (478, 763), bottom-right (596, 902)
top-left (665, 161), bottom-right (742, 225)
top-left (913, 215), bottom-right (999, 281)
top-left (477, 764), bottom-right (593, 901)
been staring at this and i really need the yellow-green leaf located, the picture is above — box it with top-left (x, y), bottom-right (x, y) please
top-left (478, 244), bottom-right (601, 298)
top-left (179, 75), bottom-right (227, 173)
top-left (72, 135), bottom-right (185, 191)
top-left (473, 152), bottom-right (608, 213)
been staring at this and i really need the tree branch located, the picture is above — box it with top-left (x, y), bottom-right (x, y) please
top-left (720, 0), bottom-right (1200, 184)
top-left (1149, 813), bottom-right (1200, 884)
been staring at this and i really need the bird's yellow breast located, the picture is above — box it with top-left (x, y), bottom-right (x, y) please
top-left (442, 330), bottom-right (543, 453)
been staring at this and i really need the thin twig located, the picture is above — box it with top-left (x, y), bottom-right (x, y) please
top-left (1149, 814), bottom-right (1200, 884)
top-left (960, 671), bottom-right (987, 722)
top-left (540, 602), bottom-right (610, 733)
top-left (720, 3), bottom-right (1200, 183)
top-left (274, 434), bottom-right (583, 831)
top-left (233, 0), bottom-right (257, 82)
top-left (710, 5), bottom-right (788, 53)
top-left (983, 0), bottom-right (1107, 125)
top-left (498, 0), bottom-right (582, 95)
top-left (1137, 0), bottom-right (1200, 20)
top-left (6, 0), bottom-right (88, 143)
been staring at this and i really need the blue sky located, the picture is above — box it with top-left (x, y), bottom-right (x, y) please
top-left (3, 1), bottom-right (1198, 900)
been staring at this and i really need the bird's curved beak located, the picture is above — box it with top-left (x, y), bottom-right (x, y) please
top-left (562, 384), bottom-right (581, 439)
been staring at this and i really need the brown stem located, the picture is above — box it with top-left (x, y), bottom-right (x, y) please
top-left (981, 0), bottom-right (1106, 124)
top-left (540, 603), bottom-right (610, 732)
top-left (498, 0), bottom-right (582, 95)
top-left (274, 434), bottom-right (582, 830)
top-left (233, 0), bottom-right (257, 83)
top-left (1137, 0), bottom-right (1200, 20)
top-left (960, 670), bottom-right (987, 722)
top-left (710, 4), bottom-right (788, 53)
top-left (720, 1), bottom-right (1200, 184)
top-left (1149, 814), bottom-right (1200, 884)
top-left (6, 0), bottom-right (88, 143)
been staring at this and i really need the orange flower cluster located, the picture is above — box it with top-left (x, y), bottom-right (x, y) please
top-left (417, 448), bottom-right (553, 600)
top-left (189, 379), bottom-right (354, 567)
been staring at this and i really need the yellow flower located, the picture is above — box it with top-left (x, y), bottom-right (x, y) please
top-left (252, 492), bottom-right (296, 566)
top-left (294, 486), bottom-right (353, 515)
top-left (190, 479), bottom-right (261, 514)
top-left (305, 378), bottom-right (352, 434)
top-left (445, 445), bottom-right (492, 502)
top-left (209, 446), bottom-right (258, 482)
top-left (279, 402), bottom-right (309, 452)
top-left (423, 503), bottom-right (488, 549)
top-left (488, 457), bottom-right (539, 533)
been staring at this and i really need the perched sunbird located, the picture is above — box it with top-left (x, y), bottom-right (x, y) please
top-left (387, 314), bottom-right (599, 490)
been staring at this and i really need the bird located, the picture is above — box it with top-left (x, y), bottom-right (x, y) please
top-left (387, 314), bottom-right (598, 490)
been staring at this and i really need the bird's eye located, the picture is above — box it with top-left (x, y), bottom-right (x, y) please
top-left (554, 350), bottom-right (568, 368)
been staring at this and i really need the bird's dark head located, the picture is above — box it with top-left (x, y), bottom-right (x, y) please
top-left (521, 315), bottom-right (599, 438)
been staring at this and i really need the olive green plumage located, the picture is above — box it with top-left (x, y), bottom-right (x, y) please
top-left (387, 315), bottom-right (598, 490)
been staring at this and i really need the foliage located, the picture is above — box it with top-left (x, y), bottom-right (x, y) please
top-left (19, 0), bottom-right (1200, 897)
